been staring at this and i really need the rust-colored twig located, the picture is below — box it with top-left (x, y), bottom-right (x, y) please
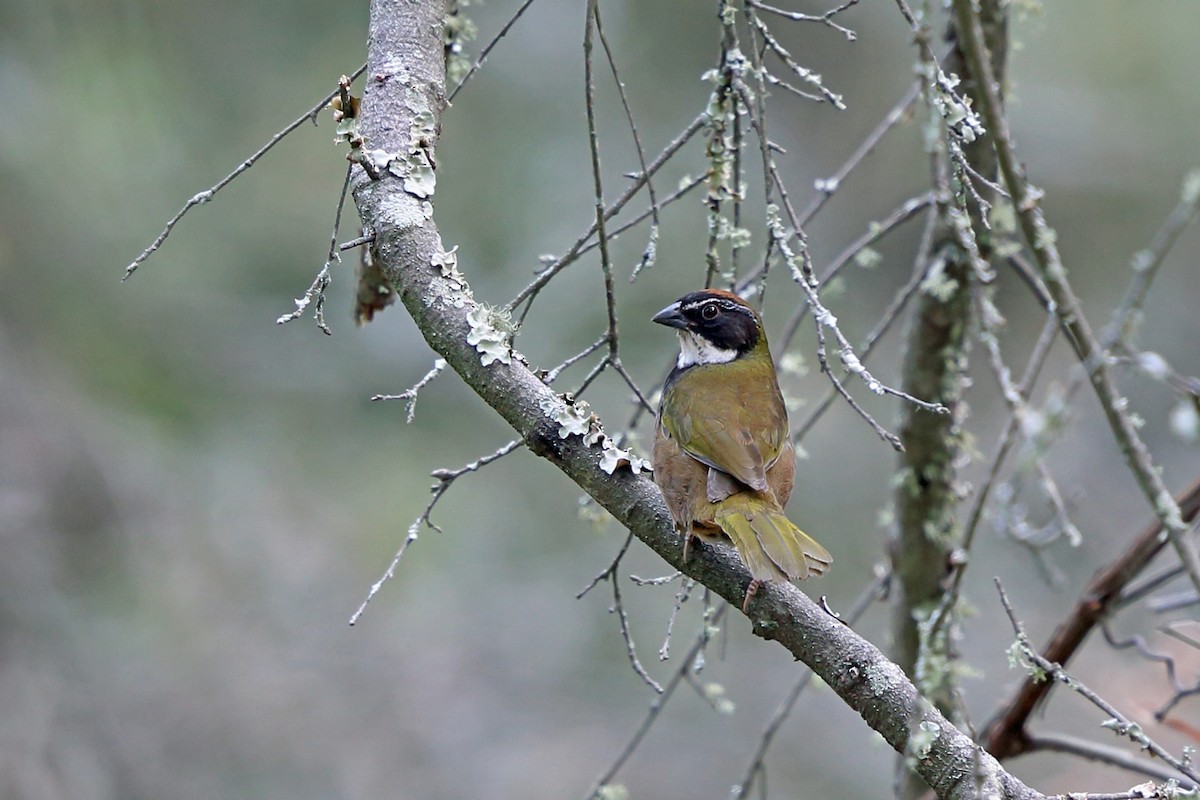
top-left (982, 476), bottom-right (1200, 759)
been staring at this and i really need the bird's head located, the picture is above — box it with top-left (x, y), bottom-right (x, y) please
top-left (652, 289), bottom-right (765, 368)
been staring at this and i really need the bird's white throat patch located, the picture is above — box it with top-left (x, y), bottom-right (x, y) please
top-left (676, 331), bottom-right (738, 368)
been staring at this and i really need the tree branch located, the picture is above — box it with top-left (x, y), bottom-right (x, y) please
top-left (949, 0), bottom-right (1200, 597)
top-left (349, 3), bottom-right (1044, 798)
top-left (983, 476), bottom-right (1200, 760)
top-left (891, 6), bottom-right (1006, 797)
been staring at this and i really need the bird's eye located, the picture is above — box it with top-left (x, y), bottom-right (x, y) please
top-left (701, 303), bottom-right (719, 320)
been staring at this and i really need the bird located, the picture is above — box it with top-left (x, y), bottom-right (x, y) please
top-left (650, 289), bottom-right (831, 611)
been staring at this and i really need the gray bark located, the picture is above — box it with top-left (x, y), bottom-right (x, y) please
top-left (351, 2), bottom-right (1041, 798)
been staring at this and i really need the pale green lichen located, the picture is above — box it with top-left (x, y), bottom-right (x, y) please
top-left (335, 115), bottom-right (358, 145)
top-left (444, 6), bottom-right (478, 86)
top-left (401, 109), bottom-right (438, 198)
top-left (930, 70), bottom-right (985, 144)
top-left (1034, 222), bottom-right (1058, 251)
top-left (422, 246), bottom-right (472, 311)
top-left (907, 719), bottom-right (941, 763)
top-left (989, 197), bottom-right (1017, 234)
top-left (1101, 718), bottom-right (1152, 750)
top-left (431, 245), bottom-right (463, 282)
top-left (854, 246), bottom-right (882, 269)
top-left (465, 305), bottom-right (514, 366)
top-left (598, 441), bottom-right (651, 476)
top-left (1005, 640), bottom-right (1047, 683)
top-left (549, 397), bottom-right (594, 439)
top-left (702, 682), bottom-right (736, 715)
top-left (919, 256), bottom-right (958, 302)
top-left (711, 215), bottom-right (751, 249)
top-left (538, 396), bottom-right (651, 475)
top-left (1183, 169), bottom-right (1200, 204)
top-left (401, 150), bottom-right (436, 199)
top-left (1170, 399), bottom-right (1199, 442)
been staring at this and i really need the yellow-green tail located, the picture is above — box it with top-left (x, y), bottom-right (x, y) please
top-left (712, 494), bottom-right (831, 583)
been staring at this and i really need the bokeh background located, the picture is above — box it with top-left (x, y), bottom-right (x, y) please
top-left (1, 1), bottom-right (1198, 798)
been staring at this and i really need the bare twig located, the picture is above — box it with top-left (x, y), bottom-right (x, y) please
top-left (996, 579), bottom-right (1200, 785)
top-left (583, 605), bottom-right (728, 799)
top-left (951, 0), bottom-right (1200, 597)
top-left (276, 162), bottom-right (355, 333)
top-left (732, 568), bottom-right (890, 798)
top-left (797, 82), bottom-right (920, 229)
top-left (447, 0), bottom-right (539, 103)
top-left (777, 191), bottom-right (935, 352)
top-left (125, 64), bottom-right (368, 279)
top-left (349, 438), bottom-right (524, 626)
top-left (1101, 170), bottom-right (1200, 346)
top-left (542, 334), bottom-right (609, 386)
top-left (578, 530), bottom-right (663, 694)
top-left (1027, 731), bottom-right (1196, 791)
top-left (372, 358), bottom-right (448, 423)
top-left (508, 113), bottom-right (707, 316)
top-left (339, 233), bottom-right (375, 251)
top-left (984, 478), bottom-right (1200, 760)
top-left (1101, 621), bottom-right (1198, 722)
top-left (746, 0), bottom-right (861, 41)
top-left (747, 10), bottom-right (846, 108)
top-left (792, 211), bottom-right (937, 443)
top-left (592, 5), bottom-right (661, 282)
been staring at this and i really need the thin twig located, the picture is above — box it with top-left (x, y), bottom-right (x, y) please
top-left (339, 233), bottom-right (375, 251)
top-left (372, 358), bottom-right (448, 423)
top-left (951, 0), bottom-right (1200, 597)
top-left (592, 5), bottom-right (661, 283)
top-left (746, 0), bottom-right (861, 41)
top-left (542, 334), bottom-right (610, 386)
top-left (732, 569), bottom-right (890, 798)
top-left (508, 113), bottom-right (707, 316)
top-left (747, 10), bottom-right (845, 108)
top-left (799, 82), bottom-right (920, 229)
top-left (276, 162), bottom-right (355, 334)
top-left (583, 1), bottom-right (621, 362)
top-left (447, 0), bottom-right (539, 103)
top-left (125, 64), bottom-right (368, 279)
top-left (996, 579), bottom-right (1200, 785)
top-left (975, 288), bottom-right (1079, 546)
top-left (583, 604), bottom-right (728, 800)
top-left (1027, 732), bottom-right (1196, 792)
top-left (777, 191), bottom-right (934, 352)
top-left (791, 231), bottom-right (932, 443)
top-left (1101, 170), bottom-right (1200, 346)
top-left (733, 82), bottom-right (947, 436)
top-left (925, 309), bottom-right (1059, 642)
top-left (578, 531), bottom-right (663, 694)
top-left (349, 438), bottom-right (523, 626)
top-left (983, 478), bottom-right (1200, 760)
top-left (1101, 622), bottom-right (1194, 722)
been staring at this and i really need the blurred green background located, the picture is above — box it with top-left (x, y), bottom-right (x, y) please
top-left (1, 1), bottom-right (1198, 798)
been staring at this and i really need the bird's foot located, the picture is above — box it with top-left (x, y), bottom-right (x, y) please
top-left (742, 579), bottom-right (762, 613)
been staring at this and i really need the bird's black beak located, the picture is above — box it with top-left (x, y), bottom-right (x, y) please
top-left (652, 301), bottom-right (688, 330)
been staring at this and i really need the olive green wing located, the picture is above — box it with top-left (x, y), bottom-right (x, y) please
top-left (659, 371), bottom-right (788, 496)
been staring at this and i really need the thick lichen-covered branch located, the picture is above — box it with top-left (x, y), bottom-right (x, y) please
top-left (348, 2), bottom-right (1043, 798)
top-left (891, 8), bottom-right (1007, 800)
